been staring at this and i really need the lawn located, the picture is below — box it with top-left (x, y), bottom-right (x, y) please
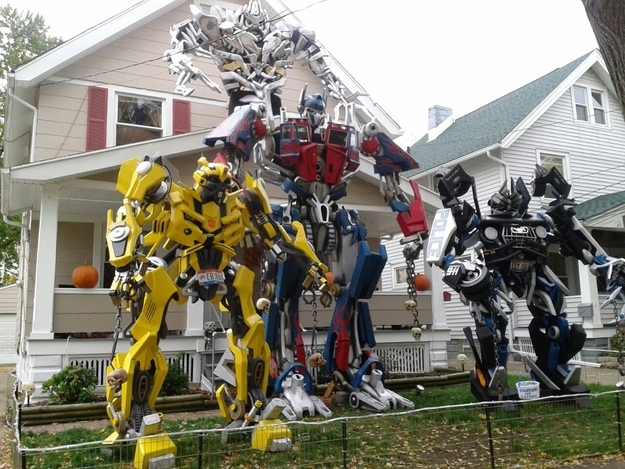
top-left (18, 378), bottom-right (625, 469)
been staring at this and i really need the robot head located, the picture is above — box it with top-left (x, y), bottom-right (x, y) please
top-left (193, 158), bottom-right (235, 204)
top-left (238, 0), bottom-right (269, 37)
top-left (299, 92), bottom-right (327, 129)
top-left (488, 177), bottom-right (531, 217)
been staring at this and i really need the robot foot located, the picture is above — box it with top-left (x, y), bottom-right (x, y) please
top-left (469, 366), bottom-right (519, 403)
top-left (279, 372), bottom-right (333, 420)
top-left (252, 398), bottom-right (293, 452)
top-left (348, 368), bottom-right (416, 413)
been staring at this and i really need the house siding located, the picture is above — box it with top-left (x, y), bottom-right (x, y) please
top-left (33, 0), bottom-right (333, 162)
top-left (505, 69), bottom-right (625, 210)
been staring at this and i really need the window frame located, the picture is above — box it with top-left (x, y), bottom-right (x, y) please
top-left (572, 84), bottom-right (609, 127)
top-left (536, 150), bottom-right (573, 199)
top-left (392, 265), bottom-right (409, 290)
top-left (106, 86), bottom-right (175, 148)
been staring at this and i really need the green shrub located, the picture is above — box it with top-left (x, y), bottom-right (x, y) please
top-left (42, 364), bottom-right (98, 404)
top-left (160, 353), bottom-right (190, 397)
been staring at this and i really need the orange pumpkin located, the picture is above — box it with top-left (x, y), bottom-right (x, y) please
top-left (413, 273), bottom-right (430, 291)
top-left (72, 264), bottom-right (99, 289)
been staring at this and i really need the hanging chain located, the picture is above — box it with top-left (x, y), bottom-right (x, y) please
top-left (491, 306), bottom-right (503, 400)
top-left (311, 297), bottom-right (319, 354)
top-left (260, 249), bottom-right (269, 299)
top-left (110, 305), bottom-right (123, 365)
top-left (403, 243), bottom-right (421, 328)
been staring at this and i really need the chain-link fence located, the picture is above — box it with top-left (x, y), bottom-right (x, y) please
top-left (14, 390), bottom-right (625, 469)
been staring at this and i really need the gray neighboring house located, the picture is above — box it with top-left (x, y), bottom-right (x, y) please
top-left (382, 49), bottom-right (625, 357)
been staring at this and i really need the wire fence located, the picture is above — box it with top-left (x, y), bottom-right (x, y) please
top-left (14, 390), bottom-right (625, 469)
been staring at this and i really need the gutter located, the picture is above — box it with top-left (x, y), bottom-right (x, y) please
top-left (415, 143), bottom-right (503, 179)
top-left (7, 89), bottom-right (37, 163)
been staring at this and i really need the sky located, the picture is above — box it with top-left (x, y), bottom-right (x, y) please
top-left (2, 0), bottom-right (600, 148)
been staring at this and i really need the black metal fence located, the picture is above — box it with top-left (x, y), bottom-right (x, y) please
top-left (12, 390), bottom-right (625, 469)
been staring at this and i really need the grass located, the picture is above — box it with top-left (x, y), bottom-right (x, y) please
top-left (18, 377), bottom-right (625, 468)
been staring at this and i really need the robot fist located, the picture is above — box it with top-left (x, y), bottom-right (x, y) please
top-left (302, 263), bottom-right (329, 292)
top-left (610, 259), bottom-right (625, 288)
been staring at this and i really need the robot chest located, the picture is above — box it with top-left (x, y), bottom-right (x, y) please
top-left (202, 205), bottom-right (243, 242)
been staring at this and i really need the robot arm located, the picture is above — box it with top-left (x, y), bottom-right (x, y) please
top-left (534, 165), bottom-right (625, 288)
top-left (106, 155), bottom-right (171, 306)
top-left (164, 5), bottom-right (225, 96)
top-left (238, 174), bottom-right (329, 292)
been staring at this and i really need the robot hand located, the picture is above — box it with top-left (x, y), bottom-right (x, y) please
top-left (607, 258), bottom-right (625, 288)
top-left (109, 268), bottom-right (145, 307)
top-left (302, 262), bottom-right (329, 293)
top-left (592, 257), bottom-right (625, 289)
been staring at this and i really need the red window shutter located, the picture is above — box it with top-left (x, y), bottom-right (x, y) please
top-left (86, 87), bottom-right (108, 151)
top-left (173, 99), bottom-right (191, 135)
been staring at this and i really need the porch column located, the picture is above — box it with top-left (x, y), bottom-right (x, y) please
top-left (425, 261), bottom-right (450, 368)
top-left (579, 260), bottom-right (603, 328)
top-left (31, 185), bottom-right (60, 339)
top-left (185, 300), bottom-right (204, 336)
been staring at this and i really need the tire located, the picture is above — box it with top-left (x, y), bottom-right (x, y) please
top-left (459, 265), bottom-right (492, 301)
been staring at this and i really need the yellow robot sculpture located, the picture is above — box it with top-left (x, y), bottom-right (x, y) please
top-left (104, 154), bottom-right (328, 467)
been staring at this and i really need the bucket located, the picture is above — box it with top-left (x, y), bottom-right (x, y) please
top-left (516, 372), bottom-right (540, 400)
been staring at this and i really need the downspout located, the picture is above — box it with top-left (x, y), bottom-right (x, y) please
top-left (7, 89), bottom-right (37, 163)
top-left (486, 149), bottom-right (509, 181)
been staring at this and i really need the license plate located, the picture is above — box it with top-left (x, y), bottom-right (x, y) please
top-left (197, 269), bottom-right (225, 286)
top-left (510, 260), bottom-right (529, 272)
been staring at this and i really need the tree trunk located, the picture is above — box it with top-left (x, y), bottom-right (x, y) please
top-left (581, 0), bottom-right (625, 121)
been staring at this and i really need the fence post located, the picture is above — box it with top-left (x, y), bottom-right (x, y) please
top-left (617, 384), bottom-right (624, 452)
top-left (342, 418), bottom-right (348, 469)
top-left (484, 404), bottom-right (495, 469)
top-left (197, 432), bottom-right (204, 468)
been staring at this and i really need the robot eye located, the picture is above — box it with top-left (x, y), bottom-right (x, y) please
top-left (484, 226), bottom-right (498, 241)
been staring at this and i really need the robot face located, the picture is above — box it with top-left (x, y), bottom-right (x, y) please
top-left (302, 93), bottom-right (327, 128)
top-left (240, 0), bottom-right (269, 36)
top-left (193, 162), bottom-right (234, 203)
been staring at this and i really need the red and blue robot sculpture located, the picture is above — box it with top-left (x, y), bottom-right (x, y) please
top-left (165, 0), bottom-right (429, 418)
top-left (202, 88), bottom-right (428, 416)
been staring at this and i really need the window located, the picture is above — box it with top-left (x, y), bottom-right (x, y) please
top-left (591, 91), bottom-right (606, 124)
top-left (394, 266), bottom-right (408, 286)
top-left (537, 151), bottom-right (572, 198)
top-left (573, 85), bottom-right (607, 125)
top-left (539, 152), bottom-right (567, 177)
top-left (547, 248), bottom-right (580, 295)
top-left (87, 86), bottom-right (191, 151)
top-left (116, 95), bottom-right (163, 145)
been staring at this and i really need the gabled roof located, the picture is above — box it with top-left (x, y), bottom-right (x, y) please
top-left (8, 0), bottom-right (402, 136)
top-left (574, 190), bottom-right (625, 221)
top-left (405, 50), bottom-right (611, 177)
top-left (10, 0), bottom-right (187, 91)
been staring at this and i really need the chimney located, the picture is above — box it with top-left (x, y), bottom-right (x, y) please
top-left (427, 105), bottom-right (453, 142)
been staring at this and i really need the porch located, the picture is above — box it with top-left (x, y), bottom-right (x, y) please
top-left (20, 289), bottom-right (446, 401)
